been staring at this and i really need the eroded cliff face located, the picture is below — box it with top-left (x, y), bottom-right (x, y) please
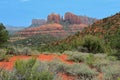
top-left (29, 19), bottom-right (46, 27)
top-left (64, 12), bottom-right (97, 25)
top-left (64, 12), bottom-right (82, 24)
top-left (47, 13), bottom-right (60, 23)
top-left (16, 23), bottom-right (68, 37)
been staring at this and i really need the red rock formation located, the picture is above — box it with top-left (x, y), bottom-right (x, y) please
top-left (16, 23), bottom-right (68, 37)
top-left (15, 12), bottom-right (98, 40)
top-left (64, 12), bottom-right (81, 24)
top-left (30, 19), bottom-right (46, 27)
top-left (47, 13), bottom-right (60, 23)
top-left (64, 12), bottom-right (97, 25)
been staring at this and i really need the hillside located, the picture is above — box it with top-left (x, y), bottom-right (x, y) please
top-left (40, 12), bottom-right (120, 55)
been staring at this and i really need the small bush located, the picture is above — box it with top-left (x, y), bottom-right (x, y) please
top-left (47, 59), bottom-right (66, 73)
top-left (0, 49), bottom-right (10, 61)
top-left (67, 52), bottom-right (88, 62)
top-left (14, 58), bottom-right (54, 80)
top-left (85, 54), bottom-right (96, 66)
top-left (64, 63), bottom-right (98, 79)
top-left (22, 47), bottom-right (32, 56)
top-left (93, 59), bottom-right (110, 72)
top-left (77, 46), bottom-right (89, 53)
top-left (7, 46), bottom-right (34, 56)
top-left (101, 64), bottom-right (120, 80)
top-left (82, 35), bottom-right (105, 54)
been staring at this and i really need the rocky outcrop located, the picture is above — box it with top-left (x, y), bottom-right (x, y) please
top-left (16, 23), bottom-right (68, 37)
top-left (29, 19), bottom-right (46, 27)
top-left (64, 12), bottom-right (97, 25)
top-left (68, 24), bottom-right (88, 33)
top-left (14, 12), bottom-right (98, 41)
top-left (64, 12), bottom-right (81, 24)
top-left (47, 13), bottom-right (60, 23)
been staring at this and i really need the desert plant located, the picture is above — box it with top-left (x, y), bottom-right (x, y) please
top-left (7, 46), bottom-right (20, 55)
top-left (93, 59), bottom-right (110, 72)
top-left (82, 35), bottom-right (105, 54)
top-left (22, 47), bottom-right (32, 56)
top-left (14, 58), bottom-right (36, 80)
top-left (0, 69), bottom-right (11, 80)
top-left (0, 49), bottom-right (11, 61)
top-left (101, 64), bottom-right (120, 80)
top-left (7, 46), bottom-right (34, 56)
top-left (0, 58), bottom-right (54, 80)
top-left (14, 58), bottom-right (54, 80)
top-left (67, 52), bottom-right (88, 62)
top-left (64, 63), bottom-right (98, 79)
top-left (47, 59), bottom-right (66, 73)
top-left (85, 54), bottom-right (96, 67)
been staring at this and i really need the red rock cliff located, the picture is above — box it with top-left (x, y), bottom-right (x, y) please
top-left (47, 13), bottom-right (60, 23)
top-left (64, 12), bottom-right (82, 24)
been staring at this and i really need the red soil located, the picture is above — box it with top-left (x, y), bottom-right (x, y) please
top-left (0, 54), bottom-right (73, 69)
top-left (59, 73), bottom-right (76, 80)
top-left (0, 54), bottom-right (102, 80)
top-left (0, 54), bottom-right (75, 80)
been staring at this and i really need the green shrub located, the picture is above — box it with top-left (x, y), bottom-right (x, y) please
top-left (106, 56), bottom-right (117, 61)
top-left (14, 58), bottom-right (54, 80)
top-left (47, 59), bottom-right (66, 73)
top-left (0, 49), bottom-right (11, 61)
top-left (118, 78), bottom-right (120, 80)
top-left (0, 69), bottom-right (12, 80)
top-left (14, 58), bottom-right (36, 80)
top-left (93, 59), bottom-right (110, 72)
top-left (85, 54), bottom-right (96, 66)
top-left (7, 46), bottom-right (21, 55)
top-left (101, 64), bottom-right (120, 80)
top-left (82, 35), bottom-right (105, 54)
top-left (0, 58), bottom-right (54, 80)
top-left (22, 47), bottom-right (32, 56)
top-left (64, 63), bottom-right (98, 79)
top-left (67, 52), bottom-right (88, 62)
top-left (7, 46), bottom-right (34, 56)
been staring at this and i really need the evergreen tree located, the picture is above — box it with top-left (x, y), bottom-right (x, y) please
top-left (0, 23), bottom-right (9, 46)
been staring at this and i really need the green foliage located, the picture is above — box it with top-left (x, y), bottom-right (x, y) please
top-left (108, 29), bottom-right (120, 60)
top-left (85, 54), bottom-right (96, 66)
top-left (0, 58), bottom-right (54, 80)
top-left (12, 34), bottom-right (60, 48)
top-left (47, 59), bottom-right (66, 73)
top-left (118, 78), bottom-right (120, 80)
top-left (22, 47), bottom-right (32, 56)
top-left (0, 23), bottom-right (9, 47)
top-left (67, 52), bottom-right (87, 62)
top-left (7, 46), bottom-right (38, 56)
top-left (82, 35), bottom-right (105, 53)
top-left (101, 64), bottom-right (120, 80)
top-left (0, 49), bottom-right (11, 61)
top-left (14, 58), bottom-right (53, 80)
top-left (14, 58), bottom-right (36, 78)
top-left (93, 59), bottom-right (110, 72)
top-left (64, 63), bottom-right (98, 79)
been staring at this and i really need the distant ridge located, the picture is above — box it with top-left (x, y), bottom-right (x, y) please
top-left (15, 12), bottom-right (97, 38)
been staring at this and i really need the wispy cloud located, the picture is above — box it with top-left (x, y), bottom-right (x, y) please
top-left (20, 0), bottom-right (30, 2)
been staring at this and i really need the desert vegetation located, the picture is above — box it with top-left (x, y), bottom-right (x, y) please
top-left (0, 12), bottom-right (120, 80)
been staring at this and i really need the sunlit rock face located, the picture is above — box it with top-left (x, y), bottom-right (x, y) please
top-left (47, 13), bottom-right (60, 23)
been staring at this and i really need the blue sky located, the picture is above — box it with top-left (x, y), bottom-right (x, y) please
top-left (0, 0), bottom-right (120, 27)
